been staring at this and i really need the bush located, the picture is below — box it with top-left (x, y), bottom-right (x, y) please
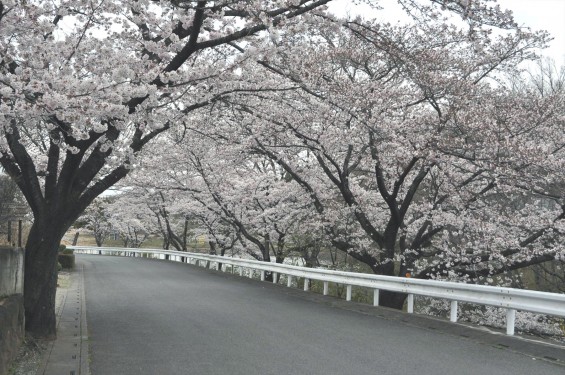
top-left (58, 254), bottom-right (75, 269)
top-left (58, 244), bottom-right (74, 254)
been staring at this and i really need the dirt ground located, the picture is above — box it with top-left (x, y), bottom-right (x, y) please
top-left (8, 272), bottom-right (70, 375)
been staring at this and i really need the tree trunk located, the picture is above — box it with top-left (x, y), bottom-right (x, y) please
top-left (24, 220), bottom-right (65, 339)
top-left (210, 241), bottom-right (222, 270)
top-left (72, 231), bottom-right (80, 246)
top-left (378, 290), bottom-right (407, 310)
top-left (372, 256), bottom-right (408, 309)
top-left (209, 241), bottom-right (217, 255)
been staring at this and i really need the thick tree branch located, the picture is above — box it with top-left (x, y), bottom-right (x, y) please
top-left (3, 124), bottom-right (45, 215)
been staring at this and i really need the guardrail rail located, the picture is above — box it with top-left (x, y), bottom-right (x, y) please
top-left (68, 245), bottom-right (565, 336)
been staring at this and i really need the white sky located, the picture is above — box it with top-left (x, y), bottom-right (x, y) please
top-left (328, 0), bottom-right (565, 66)
top-left (498, 0), bottom-right (565, 64)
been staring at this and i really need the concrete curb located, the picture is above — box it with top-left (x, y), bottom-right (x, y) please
top-left (36, 266), bottom-right (90, 375)
top-left (79, 265), bottom-right (90, 375)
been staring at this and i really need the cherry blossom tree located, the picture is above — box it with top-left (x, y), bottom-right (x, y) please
top-left (130, 129), bottom-right (323, 267)
top-left (205, 5), bottom-right (562, 308)
top-left (1, 0), bottom-right (560, 338)
top-left (114, 0), bottom-right (564, 312)
top-left (0, 0), bottom-right (333, 338)
top-left (77, 198), bottom-right (112, 247)
top-left (105, 192), bottom-right (157, 248)
top-left (151, 192), bottom-right (193, 251)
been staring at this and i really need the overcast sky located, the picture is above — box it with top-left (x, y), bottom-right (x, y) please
top-left (328, 0), bottom-right (565, 66)
top-left (498, 0), bottom-right (565, 64)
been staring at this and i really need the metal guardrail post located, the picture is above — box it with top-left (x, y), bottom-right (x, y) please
top-left (450, 301), bottom-right (458, 322)
top-left (506, 309), bottom-right (516, 336)
top-left (272, 272), bottom-right (278, 283)
top-left (373, 289), bottom-right (379, 306)
top-left (346, 285), bottom-right (352, 301)
top-left (304, 278), bottom-right (309, 291)
top-left (407, 294), bottom-right (414, 313)
top-left (287, 275), bottom-right (293, 288)
top-left (261, 270), bottom-right (265, 281)
top-left (323, 281), bottom-right (329, 296)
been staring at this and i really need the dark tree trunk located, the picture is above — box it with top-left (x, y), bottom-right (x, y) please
top-left (24, 219), bottom-right (66, 339)
top-left (95, 234), bottom-right (104, 247)
top-left (209, 241), bottom-right (217, 255)
top-left (378, 290), bottom-right (407, 310)
top-left (209, 241), bottom-right (222, 270)
top-left (372, 256), bottom-right (408, 309)
top-left (72, 231), bottom-right (80, 246)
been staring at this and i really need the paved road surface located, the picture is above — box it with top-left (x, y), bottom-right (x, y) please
top-left (80, 255), bottom-right (563, 375)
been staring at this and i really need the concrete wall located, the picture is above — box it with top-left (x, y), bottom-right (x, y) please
top-left (0, 247), bottom-right (24, 299)
top-left (0, 247), bottom-right (25, 375)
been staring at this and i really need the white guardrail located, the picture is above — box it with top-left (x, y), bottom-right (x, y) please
top-left (68, 245), bottom-right (565, 336)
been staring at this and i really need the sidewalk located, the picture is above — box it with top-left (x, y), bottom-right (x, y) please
top-left (36, 266), bottom-right (89, 375)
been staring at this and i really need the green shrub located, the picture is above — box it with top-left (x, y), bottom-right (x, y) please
top-left (58, 244), bottom-right (74, 254)
top-left (57, 262), bottom-right (62, 272)
top-left (58, 253), bottom-right (75, 269)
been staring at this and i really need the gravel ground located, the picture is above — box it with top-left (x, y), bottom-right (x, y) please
top-left (8, 272), bottom-right (70, 375)
top-left (9, 338), bottom-right (46, 375)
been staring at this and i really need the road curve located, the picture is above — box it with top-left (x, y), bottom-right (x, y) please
top-left (80, 255), bottom-right (563, 375)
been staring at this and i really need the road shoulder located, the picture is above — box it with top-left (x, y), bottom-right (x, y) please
top-left (35, 266), bottom-right (90, 375)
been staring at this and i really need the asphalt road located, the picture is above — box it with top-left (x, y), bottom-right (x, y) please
top-left (80, 255), bottom-right (564, 375)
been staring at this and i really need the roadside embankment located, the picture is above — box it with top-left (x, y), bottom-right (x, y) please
top-left (0, 295), bottom-right (24, 375)
top-left (0, 247), bottom-right (25, 375)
